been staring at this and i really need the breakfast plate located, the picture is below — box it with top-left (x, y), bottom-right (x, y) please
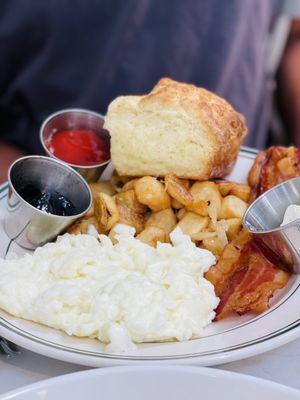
top-left (0, 147), bottom-right (300, 367)
top-left (1, 366), bottom-right (300, 400)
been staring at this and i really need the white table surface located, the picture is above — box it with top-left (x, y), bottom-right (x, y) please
top-left (0, 339), bottom-right (300, 395)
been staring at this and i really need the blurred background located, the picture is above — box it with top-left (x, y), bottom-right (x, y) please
top-left (0, 0), bottom-right (300, 183)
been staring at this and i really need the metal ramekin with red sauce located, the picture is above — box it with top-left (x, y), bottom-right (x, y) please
top-left (40, 109), bottom-right (110, 182)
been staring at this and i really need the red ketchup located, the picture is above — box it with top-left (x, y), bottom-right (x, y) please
top-left (47, 129), bottom-right (110, 166)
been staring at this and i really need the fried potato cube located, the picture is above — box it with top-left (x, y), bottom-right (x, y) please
top-left (223, 218), bottom-right (242, 241)
top-left (189, 181), bottom-right (222, 220)
top-left (187, 199), bottom-right (208, 216)
top-left (217, 229), bottom-right (250, 274)
top-left (134, 176), bottom-right (171, 211)
top-left (217, 181), bottom-right (250, 202)
top-left (110, 171), bottom-right (134, 192)
top-left (202, 237), bottom-right (224, 256)
top-left (117, 205), bottom-right (145, 233)
top-left (108, 223), bottom-right (133, 244)
top-left (190, 230), bottom-right (217, 241)
top-left (218, 195), bottom-right (248, 219)
top-left (121, 178), bottom-right (139, 192)
top-left (207, 220), bottom-right (229, 246)
top-left (230, 184), bottom-right (250, 203)
top-left (67, 217), bottom-right (98, 235)
top-left (145, 208), bottom-right (177, 235)
top-left (94, 193), bottom-right (119, 233)
top-left (94, 195), bottom-right (110, 233)
top-left (89, 181), bottom-right (116, 197)
top-left (165, 174), bottom-right (193, 207)
top-left (205, 229), bottom-right (251, 293)
top-left (115, 190), bottom-right (147, 214)
top-left (108, 224), bottom-right (118, 244)
top-left (136, 226), bottom-right (166, 247)
top-left (176, 212), bottom-right (209, 239)
top-left (215, 219), bottom-right (228, 247)
top-left (171, 198), bottom-right (184, 209)
top-left (84, 204), bottom-right (94, 218)
top-left (216, 181), bottom-right (235, 197)
top-left (114, 190), bottom-right (148, 233)
top-left (177, 208), bottom-right (187, 220)
top-left (86, 181), bottom-right (117, 218)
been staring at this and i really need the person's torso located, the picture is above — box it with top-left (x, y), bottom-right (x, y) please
top-left (0, 0), bottom-right (281, 152)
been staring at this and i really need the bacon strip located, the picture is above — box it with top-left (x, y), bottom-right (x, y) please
top-left (248, 146), bottom-right (300, 200)
top-left (214, 239), bottom-right (289, 320)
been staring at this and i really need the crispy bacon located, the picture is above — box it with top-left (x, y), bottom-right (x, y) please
top-left (213, 238), bottom-right (289, 320)
top-left (206, 146), bottom-right (299, 319)
top-left (248, 146), bottom-right (300, 201)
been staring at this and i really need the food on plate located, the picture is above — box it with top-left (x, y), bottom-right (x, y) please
top-left (115, 190), bottom-right (146, 233)
top-left (89, 181), bottom-right (116, 197)
top-left (45, 128), bottom-right (110, 166)
top-left (70, 168), bottom-right (291, 320)
top-left (206, 230), bottom-right (289, 319)
top-left (134, 176), bottom-right (171, 211)
top-left (281, 204), bottom-right (300, 226)
top-left (68, 217), bottom-right (98, 235)
top-left (68, 174), bottom-right (249, 253)
top-left (105, 78), bottom-right (247, 180)
top-left (215, 240), bottom-right (289, 319)
top-left (177, 212), bottom-right (209, 239)
top-left (5, 71), bottom-right (300, 337)
top-left (136, 226), bottom-right (167, 247)
top-left (216, 181), bottom-right (250, 202)
top-left (205, 229), bottom-right (251, 293)
top-left (94, 192), bottom-right (120, 232)
top-left (18, 183), bottom-right (77, 216)
top-left (218, 195), bottom-right (248, 220)
top-left (66, 139), bottom-right (298, 321)
top-left (188, 181), bottom-right (222, 219)
top-left (145, 208), bottom-right (177, 235)
top-left (207, 146), bottom-right (300, 319)
top-left (248, 146), bottom-right (300, 200)
top-left (0, 226), bottom-right (218, 352)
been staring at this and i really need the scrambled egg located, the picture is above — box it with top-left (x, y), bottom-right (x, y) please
top-left (0, 225), bottom-right (218, 352)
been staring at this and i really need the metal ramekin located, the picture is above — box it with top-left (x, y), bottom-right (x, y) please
top-left (4, 155), bottom-right (92, 250)
top-left (40, 108), bottom-right (110, 182)
top-left (243, 176), bottom-right (300, 274)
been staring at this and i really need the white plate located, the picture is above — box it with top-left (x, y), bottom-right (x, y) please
top-left (1, 365), bottom-right (300, 400)
top-left (0, 147), bottom-right (300, 367)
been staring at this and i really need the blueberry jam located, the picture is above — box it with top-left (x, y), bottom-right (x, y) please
top-left (18, 184), bottom-right (77, 216)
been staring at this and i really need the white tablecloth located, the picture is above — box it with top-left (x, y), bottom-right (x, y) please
top-left (0, 339), bottom-right (300, 395)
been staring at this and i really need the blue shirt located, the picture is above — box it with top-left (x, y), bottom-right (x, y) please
top-left (0, 0), bottom-right (281, 153)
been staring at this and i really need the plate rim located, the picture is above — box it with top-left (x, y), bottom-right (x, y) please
top-left (1, 365), bottom-right (299, 399)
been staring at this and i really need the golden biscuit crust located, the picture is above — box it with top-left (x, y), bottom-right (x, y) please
top-left (105, 78), bottom-right (247, 179)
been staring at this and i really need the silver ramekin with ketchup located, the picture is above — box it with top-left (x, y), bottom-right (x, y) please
top-left (40, 108), bottom-right (111, 182)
